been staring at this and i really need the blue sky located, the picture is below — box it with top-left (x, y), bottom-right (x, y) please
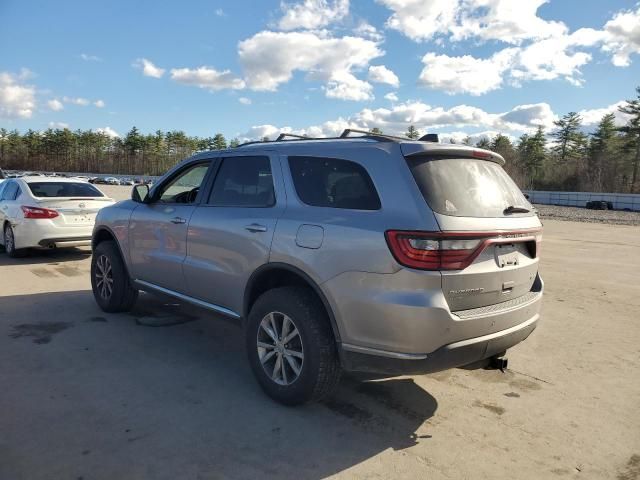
top-left (1, 0), bottom-right (639, 142)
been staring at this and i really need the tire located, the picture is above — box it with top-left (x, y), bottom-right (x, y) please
top-left (4, 224), bottom-right (26, 258)
top-left (246, 286), bottom-right (341, 406)
top-left (91, 240), bottom-right (138, 313)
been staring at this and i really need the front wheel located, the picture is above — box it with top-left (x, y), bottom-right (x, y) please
top-left (246, 287), bottom-right (341, 405)
top-left (91, 241), bottom-right (138, 312)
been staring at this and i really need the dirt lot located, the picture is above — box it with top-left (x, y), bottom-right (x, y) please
top-left (0, 189), bottom-right (639, 479)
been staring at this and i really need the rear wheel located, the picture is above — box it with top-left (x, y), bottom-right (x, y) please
top-left (91, 241), bottom-right (138, 312)
top-left (4, 224), bottom-right (26, 258)
top-left (246, 287), bottom-right (341, 405)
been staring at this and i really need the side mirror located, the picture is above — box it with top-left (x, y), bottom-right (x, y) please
top-left (132, 184), bottom-right (150, 203)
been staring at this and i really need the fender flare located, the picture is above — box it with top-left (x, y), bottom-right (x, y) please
top-left (243, 262), bottom-right (341, 343)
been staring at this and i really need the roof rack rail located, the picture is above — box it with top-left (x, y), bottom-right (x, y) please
top-left (275, 133), bottom-right (312, 141)
top-left (339, 129), bottom-right (405, 142)
top-left (419, 133), bottom-right (439, 143)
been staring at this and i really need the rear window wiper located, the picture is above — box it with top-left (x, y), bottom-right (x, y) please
top-left (503, 205), bottom-right (531, 214)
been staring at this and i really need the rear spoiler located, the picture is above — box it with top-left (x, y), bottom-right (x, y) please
top-left (400, 143), bottom-right (505, 166)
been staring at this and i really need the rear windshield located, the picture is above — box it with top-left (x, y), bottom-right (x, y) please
top-left (27, 182), bottom-right (104, 198)
top-left (406, 157), bottom-right (531, 218)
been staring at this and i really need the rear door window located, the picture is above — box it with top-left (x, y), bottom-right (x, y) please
top-left (208, 156), bottom-right (275, 207)
top-left (1, 181), bottom-right (18, 201)
top-left (288, 156), bottom-right (381, 210)
top-left (406, 157), bottom-right (532, 217)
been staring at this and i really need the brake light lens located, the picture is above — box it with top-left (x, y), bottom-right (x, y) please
top-left (385, 229), bottom-right (541, 271)
top-left (21, 205), bottom-right (59, 219)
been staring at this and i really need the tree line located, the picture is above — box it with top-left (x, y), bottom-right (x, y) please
top-left (401, 87), bottom-right (640, 193)
top-left (1, 86), bottom-right (639, 193)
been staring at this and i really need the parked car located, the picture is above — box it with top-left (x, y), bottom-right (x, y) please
top-left (120, 178), bottom-right (135, 186)
top-left (0, 177), bottom-right (114, 257)
top-left (90, 131), bottom-right (543, 405)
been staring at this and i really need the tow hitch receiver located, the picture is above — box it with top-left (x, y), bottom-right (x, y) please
top-left (489, 356), bottom-right (509, 372)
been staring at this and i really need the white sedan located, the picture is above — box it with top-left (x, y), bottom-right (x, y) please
top-left (0, 177), bottom-right (115, 257)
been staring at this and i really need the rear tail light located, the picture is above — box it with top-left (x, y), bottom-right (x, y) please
top-left (385, 229), bottom-right (541, 271)
top-left (21, 205), bottom-right (59, 219)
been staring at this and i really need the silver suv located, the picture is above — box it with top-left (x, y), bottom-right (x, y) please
top-left (90, 131), bottom-right (543, 405)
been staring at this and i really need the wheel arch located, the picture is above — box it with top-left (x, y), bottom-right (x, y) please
top-left (244, 263), bottom-right (341, 343)
top-left (92, 226), bottom-right (132, 279)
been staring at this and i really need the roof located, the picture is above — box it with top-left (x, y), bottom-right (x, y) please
top-left (18, 176), bottom-right (93, 184)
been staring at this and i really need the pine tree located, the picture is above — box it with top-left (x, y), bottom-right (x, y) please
top-left (589, 113), bottom-right (619, 191)
top-left (406, 125), bottom-right (420, 139)
top-left (229, 138), bottom-right (240, 148)
top-left (475, 137), bottom-right (491, 150)
top-left (212, 133), bottom-right (227, 150)
top-left (618, 86), bottom-right (640, 193)
top-left (518, 127), bottom-right (547, 187)
top-left (551, 112), bottom-right (585, 163)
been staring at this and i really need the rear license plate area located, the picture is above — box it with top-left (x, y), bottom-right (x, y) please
top-left (495, 244), bottom-right (519, 268)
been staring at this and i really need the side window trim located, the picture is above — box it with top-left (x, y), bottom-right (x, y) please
top-left (151, 159), bottom-right (214, 205)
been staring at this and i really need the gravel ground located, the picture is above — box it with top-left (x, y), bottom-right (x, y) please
top-left (534, 204), bottom-right (640, 226)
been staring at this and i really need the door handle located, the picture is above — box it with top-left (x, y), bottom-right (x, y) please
top-left (170, 217), bottom-right (186, 224)
top-left (245, 223), bottom-right (267, 233)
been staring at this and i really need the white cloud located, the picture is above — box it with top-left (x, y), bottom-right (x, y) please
top-left (384, 92), bottom-right (398, 102)
top-left (451, 0), bottom-right (567, 44)
top-left (63, 96), bottom-right (90, 106)
top-left (378, 0), bottom-right (566, 44)
top-left (512, 36), bottom-right (591, 85)
top-left (277, 0), bottom-right (349, 30)
top-left (133, 58), bottom-right (165, 78)
top-left (325, 71), bottom-right (374, 101)
top-left (354, 21), bottom-right (384, 41)
top-left (601, 7), bottom-right (640, 67)
top-left (170, 67), bottom-right (245, 91)
top-left (368, 65), bottom-right (399, 87)
top-left (239, 100), bottom-right (560, 141)
top-left (419, 48), bottom-right (517, 95)
top-left (48, 121), bottom-right (69, 129)
top-left (238, 30), bottom-right (382, 100)
top-left (579, 101), bottom-right (630, 126)
top-left (94, 99), bottom-right (105, 108)
top-left (377, 0), bottom-right (458, 42)
top-left (419, 35), bottom-right (596, 95)
top-left (80, 53), bottom-right (102, 62)
top-left (214, 8), bottom-right (225, 16)
top-left (238, 96), bottom-right (252, 105)
top-left (96, 126), bottom-right (120, 138)
top-left (0, 70), bottom-right (36, 119)
top-left (47, 99), bottom-right (64, 111)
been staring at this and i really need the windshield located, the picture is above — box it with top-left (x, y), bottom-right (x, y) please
top-left (27, 182), bottom-right (104, 198)
top-left (406, 157), bottom-right (532, 218)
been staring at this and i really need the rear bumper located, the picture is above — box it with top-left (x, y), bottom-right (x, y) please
top-left (340, 313), bottom-right (538, 375)
top-left (13, 219), bottom-right (94, 249)
top-left (37, 236), bottom-right (92, 248)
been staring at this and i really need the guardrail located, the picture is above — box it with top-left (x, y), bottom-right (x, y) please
top-left (524, 190), bottom-right (640, 211)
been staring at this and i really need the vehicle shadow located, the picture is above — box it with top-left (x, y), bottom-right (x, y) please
top-left (0, 246), bottom-right (92, 266)
top-left (0, 290), bottom-right (438, 480)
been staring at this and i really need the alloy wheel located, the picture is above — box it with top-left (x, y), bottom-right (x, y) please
top-left (257, 311), bottom-right (304, 386)
top-left (4, 227), bottom-right (14, 253)
top-left (95, 254), bottom-right (114, 300)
